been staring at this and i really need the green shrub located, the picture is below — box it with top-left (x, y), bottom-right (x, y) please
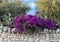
top-left (0, 2), bottom-right (30, 26)
top-left (0, 2), bottom-right (30, 17)
top-left (37, 0), bottom-right (60, 26)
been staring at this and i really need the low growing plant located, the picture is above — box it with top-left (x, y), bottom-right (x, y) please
top-left (9, 14), bottom-right (57, 34)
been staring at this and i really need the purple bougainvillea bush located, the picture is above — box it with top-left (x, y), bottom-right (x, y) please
top-left (9, 14), bottom-right (57, 34)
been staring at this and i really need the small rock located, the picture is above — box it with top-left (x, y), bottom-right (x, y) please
top-left (24, 37), bottom-right (28, 41)
top-left (44, 29), bottom-right (49, 33)
top-left (3, 27), bottom-right (8, 32)
top-left (0, 30), bottom-right (2, 33)
top-left (56, 29), bottom-right (60, 33)
top-left (23, 40), bottom-right (28, 42)
top-left (0, 38), bottom-right (2, 42)
top-left (11, 28), bottom-right (16, 33)
top-left (49, 30), bottom-right (53, 33)
top-left (20, 35), bottom-right (24, 40)
top-left (0, 25), bottom-right (4, 29)
top-left (52, 30), bottom-right (56, 33)
top-left (46, 34), bottom-right (49, 40)
top-left (8, 28), bottom-right (11, 33)
top-left (28, 38), bottom-right (34, 42)
top-left (12, 28), bottom-right (16, 32)
top-left (39, 40), bottom-right (46, 42)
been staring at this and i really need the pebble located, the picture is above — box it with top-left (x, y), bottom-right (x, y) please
top-left (3, 27), bottom-right (8, 32)
top-left (23, 40), bottom-right (28, 42)
top-left (24, 36), bottom-right (28, 41)
top-left (20, 35), bottom-right (24, 40)
top-left (59, 40), bottom-right (60, 42)
top-left (0, 38), bottom-right (2, 42)
top-left (54, 34), bottom-right (57, 40)
top-left (28, 38), bottom-right (34, 42)
top-left (8, 28), bottom-right (11, 33)
top-left (0, 25), bottom-right (4, 29)
top-left (44, 29), bottom-right (49, 34)
top-left (49, 30), bottom-right (53, 33)
top-left (0, 30), bottom-right (2, 33)
top-left (56, 29), bottom-right (60, 33)
top-left (46, 34), bottom-right (50, 40)
top-left (11, 28), bottom-right (16, 33)
top-left (39, 40), bottom-right (46, 42)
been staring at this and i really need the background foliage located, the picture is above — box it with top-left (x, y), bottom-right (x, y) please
top-left (37, 0), bottom-right (60, 20)
top-left (0, 2), bottom-right (30, 26)
top-left (36, 0), bottom-right (60, 28)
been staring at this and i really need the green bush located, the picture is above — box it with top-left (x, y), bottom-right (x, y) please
top-left (0, 2), bottom-right (30, 26)
top-left (6, 2), bottom-right (30, 17)
top-left (37, 0), bottom-right (60, 26)
top-left (0, 2), bottom-right (30, 17)
top-left (2, 13), bottom-right (12, 26)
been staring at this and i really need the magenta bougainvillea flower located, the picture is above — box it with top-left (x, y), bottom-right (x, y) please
top-left (9, 14), bottom-right (57, 33)
top-left (36, 11), bottom-right (40, 14)
top-left (45, 19), bottom-right (57, 30)
top-left (37, 17), bottom-right (44, 26)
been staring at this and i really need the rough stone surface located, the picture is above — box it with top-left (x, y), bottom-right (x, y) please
top-left (0, 27), bottom-right (60, 42)
top-left (0, 32), bottom-right (60, 42)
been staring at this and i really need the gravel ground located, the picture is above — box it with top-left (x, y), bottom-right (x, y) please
top-left (0, 26), bottom-right (60, 42)
top-left (0, 31), bottom-right (60, 42)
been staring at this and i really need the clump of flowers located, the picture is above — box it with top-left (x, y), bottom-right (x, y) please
top-left (9, 14), bottom-right (57, 34)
